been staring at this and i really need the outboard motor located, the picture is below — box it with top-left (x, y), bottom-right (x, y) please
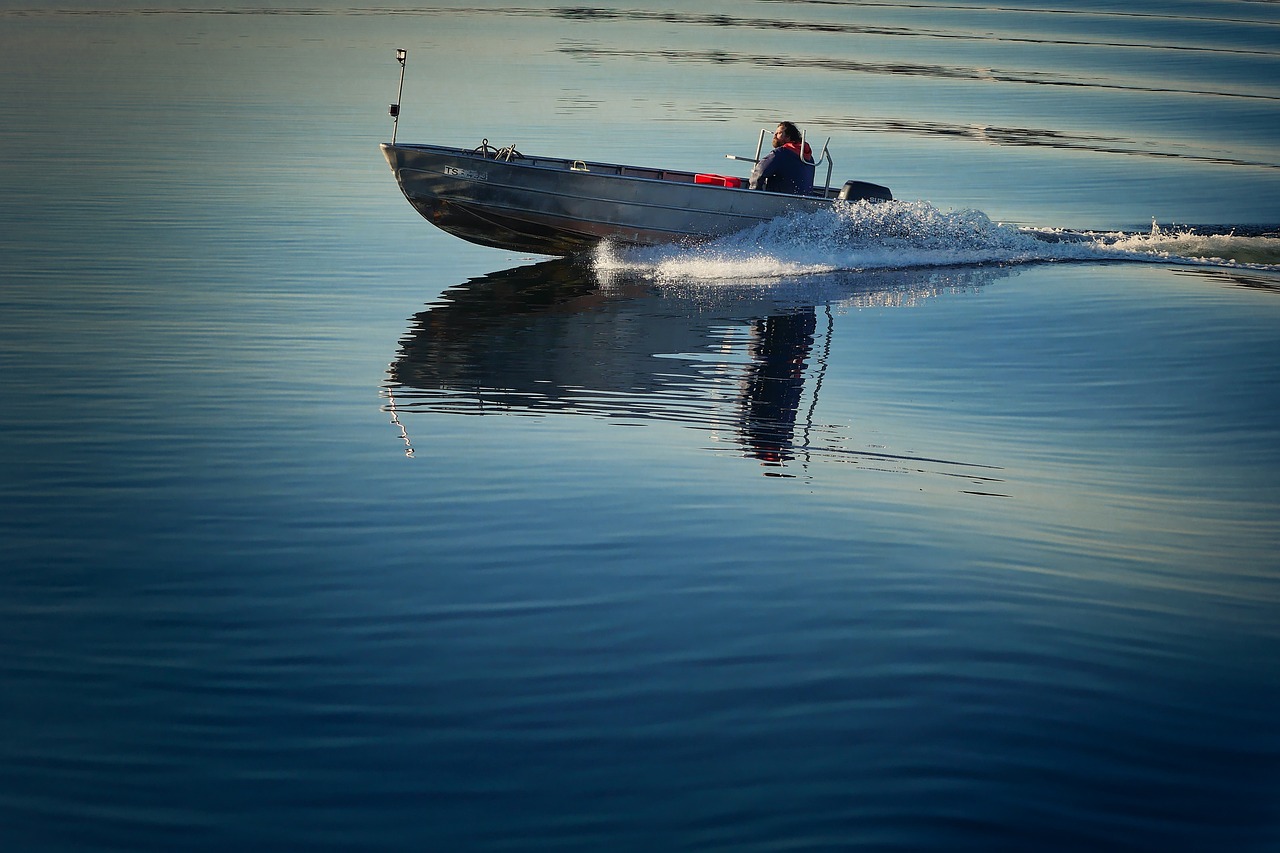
top-left (838, 180), bottom-right (893, 202)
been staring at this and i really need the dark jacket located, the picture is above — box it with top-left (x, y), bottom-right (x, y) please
top-left (749, 142), bottom-right (816, 194)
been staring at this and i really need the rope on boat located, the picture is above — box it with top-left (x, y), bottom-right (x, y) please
top-left (471, 138), bottom-right (523, 161)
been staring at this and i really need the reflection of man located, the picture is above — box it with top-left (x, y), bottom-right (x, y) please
top-left (739, 309), bottom-right (817, 464)
top-left (749, 121), bottom-right (816, 195)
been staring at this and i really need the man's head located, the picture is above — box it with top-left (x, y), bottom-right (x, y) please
top-left (773, 121), bottom-right (802, 148)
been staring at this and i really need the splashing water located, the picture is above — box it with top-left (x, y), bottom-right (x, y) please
top-left (1096, 221), bottom-right (1280, 267)
top-left (593, 201), bottom-right (1280, 280)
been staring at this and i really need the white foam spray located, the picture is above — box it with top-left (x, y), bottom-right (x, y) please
top-left (592, 200), bottom-right (1280, 281)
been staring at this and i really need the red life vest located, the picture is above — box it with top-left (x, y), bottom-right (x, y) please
top-left (780, 140), bottom-right (814, 163)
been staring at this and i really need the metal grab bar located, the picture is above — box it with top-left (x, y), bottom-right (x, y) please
top-left (724, 127), bottom-right (770, 164)
top-left (814, 137), bottom-right (835, 194)
top-left (800, 132), bottom-right (835, 194)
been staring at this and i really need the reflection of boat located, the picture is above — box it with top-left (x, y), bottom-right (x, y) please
top-left (381, 137), bottom-right (892, 256)
top-left (384, 260), bottom-right (1009, 472)
top-left (386, 259), bottom-right (752, 426)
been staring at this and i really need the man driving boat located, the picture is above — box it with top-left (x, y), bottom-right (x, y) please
top-left (749, 121), bottom-right (815, 194)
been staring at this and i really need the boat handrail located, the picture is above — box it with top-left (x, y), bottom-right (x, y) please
top-left (724, 127), bottom-right (771, 166)
top-left (801, 133), bottom-right (835, 195)
top-left (818, 139), bottom-right (834, 195)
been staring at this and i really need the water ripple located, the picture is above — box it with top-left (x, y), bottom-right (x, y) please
top-left (758, 0), bottom-right (1280, 29)
top-left (810, 115), bottom-right (1280, 169)
top-left (559, 44), bottom-right (1280, 103)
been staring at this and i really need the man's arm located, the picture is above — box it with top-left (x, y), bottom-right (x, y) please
top-left (749, 150), bottom-right (777, 190)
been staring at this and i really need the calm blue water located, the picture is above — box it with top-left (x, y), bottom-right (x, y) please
top-left (2, 2), bottom-right (1280, 850)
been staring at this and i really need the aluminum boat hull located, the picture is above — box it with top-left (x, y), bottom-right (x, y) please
top-left (381, 142), bottom-right (891, 256)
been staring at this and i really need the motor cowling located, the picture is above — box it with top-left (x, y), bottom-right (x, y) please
top-left (838, 180), bottom-right (893, 202)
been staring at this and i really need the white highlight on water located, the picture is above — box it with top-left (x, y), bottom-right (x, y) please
top-left (593, 201), bottom-right (1280, 280)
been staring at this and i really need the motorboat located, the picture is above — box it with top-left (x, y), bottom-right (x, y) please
top-left (380, 49), bottom-right (890, 257)
top-left (380, 135), bottom-right (893, 257)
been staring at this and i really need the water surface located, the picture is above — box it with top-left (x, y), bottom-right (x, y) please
top-left (2, 2), bottom-right (1279, 850)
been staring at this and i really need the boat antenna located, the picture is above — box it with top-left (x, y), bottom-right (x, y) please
top-left (389, 48), bottom-right (407, 144)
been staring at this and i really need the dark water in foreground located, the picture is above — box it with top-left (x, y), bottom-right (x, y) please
top-left (3, 2), bottom-right (1280, 850)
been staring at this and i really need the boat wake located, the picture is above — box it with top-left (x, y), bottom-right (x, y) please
top-left (593, 200), bottom-right (1280, 280)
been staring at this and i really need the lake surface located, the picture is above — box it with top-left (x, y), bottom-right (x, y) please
top-left (2, 2), bottom-right (1279, 850)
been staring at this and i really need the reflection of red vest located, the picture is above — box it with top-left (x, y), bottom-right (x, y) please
top-left (781, 140), bottom-right (814, 163)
